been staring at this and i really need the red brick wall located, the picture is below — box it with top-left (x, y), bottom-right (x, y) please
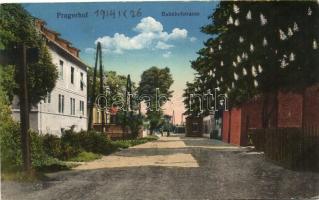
top-left (277, 91), bottom-right (303, 127)
top-left (229, 108), bottom-right (242, 146)
top-left (222, 84), bottom-right (319, 147)
top-left (222, 111), bottom-right (230, 143)
top-left (304, 85), bottom-right (319, 127)
top-left (242, 97), bottom-right (263, 129)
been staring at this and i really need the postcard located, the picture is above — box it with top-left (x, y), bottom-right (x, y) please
top-left (0, 1), bottom-right (318, 200)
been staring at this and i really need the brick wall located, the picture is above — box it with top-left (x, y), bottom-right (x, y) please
top-left (304, 84), bottom-right (319, 126)
top-left (242, 97), bottom-right (263, 129)
top-left (229, 108), bottom-right (242, 146)
top-left (222, 111), bottom-right (230, 143)
top-left (277, 91), bottom-right (303, 127)
top-left (222, 84), bottom-right (319, 146)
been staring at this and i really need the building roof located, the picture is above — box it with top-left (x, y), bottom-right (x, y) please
top-left (34, 18), bottom-right (89, 71)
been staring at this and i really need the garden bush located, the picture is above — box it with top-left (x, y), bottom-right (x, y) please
top-left (59, 129), bottom-right (82, 160)
top-left (0, 120), bottom-right (23, 171)
top-left (78, 130), bottom-right (114, 154)
top-left (42, 134), bottom-right (61, 158)
top-left (0, 120), bottom-right (62, 171)
top-left (111, 136), bottom-right (158, 149)
top-left (68, 151), bottom-right (102, 162)
top-left (49, 130), bottom-right (118, 160)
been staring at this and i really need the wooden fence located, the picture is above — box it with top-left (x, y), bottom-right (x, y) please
top-left (248, 127), bottom-right (319, 171)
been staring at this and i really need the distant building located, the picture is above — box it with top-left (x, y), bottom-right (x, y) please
top-left (12, 19), bottom-right (88, 136)
top-left (185, 116), bottom-right (203, 137)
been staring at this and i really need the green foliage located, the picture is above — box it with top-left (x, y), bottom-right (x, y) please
top-left (0, 4), bottom-right (35, 47)
top-left (0, 120), bottom-right (22, 171)
top-left (147, 109), bottom-right (164, 134)
top-left (68, 151), bottom-right (102, 162)
top-left (0, 65), bottom-right (16, 103)
top-left (29, 130), bottom-right (50, 168)
top-left (128, 114), bottom-right (144, 138)
top-left (47, 130), bottom-right (116, 160)
top-left (43, 128), bottom-right (158, 161)
top-left (27, 45), bottom-right (58, 106)
top-left (76, 130), bottom-right (116, 155)
top-left (0, 68), bottom-right (22, 170)
top-left (34, 157), bottom-right (70, 173)
top-left (117, 111), bottom-right (144, 138)
top-left (112, 136), bottom-right (158, 149)
top-left (0, 121), bottom-right (63, 172)
top-left (0, 77), bottom-right (68, 173)
top-left (162, 114), bottom-right (173, 132)
top-left (87, 69), bottom-right (136, 106)
top-left (185, 2), bottom-right (319, 115)
top-left (59, 129), bottom-right (82, 159)
top-left (42, 134), bottom-right (61, 158)
top-left (138, 66), bottom-right (174, 133)
top-left (138, 66), bottom-right (174, 101)
top-left (0, 4), bottom-right (58, 106)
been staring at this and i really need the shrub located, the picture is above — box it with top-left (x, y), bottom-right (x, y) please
top-left (42, 134), bottom-right (61, 158)
top-left (0, 121), bottom-right (60, 171)
top-left (29, 130), bottom-right (51, 168)
top-left (0, 120), bottom-right (23, 171)
top-left (58, 130), bottom-right (117, 158)
top-left (77, 130), bottom-right (118, 154)
top-left (34, 157), bottom-right (70, 173)
top-left (0, 78), bottom-right (67, 173)
top-left (111, 136), bottom-right (158, 149)
top-left (117, 112), bottom-right (144, 138)
top-left (68, 151), bottom-right (102, 162)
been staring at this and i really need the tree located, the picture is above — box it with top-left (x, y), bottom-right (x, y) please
top-left (138, 66), bottom-right (173, 134)
top-left (87, 68), bottom-right (136, 108)
top-left (0, 4), bottom-right (58, 106)
top-left (1, 4), bottom-right (58, 172)
top-left (185, 2), bottom-right (319, 126)
top-left (183, 81), bottom-right (203, 116)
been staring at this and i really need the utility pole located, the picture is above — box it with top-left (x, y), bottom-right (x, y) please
top-left (1, 43), bottom-right (38, 173)
top-left (19, 43), bottom-right (31, 172)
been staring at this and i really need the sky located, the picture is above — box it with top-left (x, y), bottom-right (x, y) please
top-left (23, 2), bottom-right (218, 124)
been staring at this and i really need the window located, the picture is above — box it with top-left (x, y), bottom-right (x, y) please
top-left (59, 60), bottom-right (64, 80)
top-left (62, 95), bottom-right (64, 113)
top-left (71, 67), bottom-right (74, 84)
top-left (80, 72), bottom-right (84, 91)
top-left (58, 94), bottom-right (64, 113)
top-left (80, 100), bottom-right (84, 115)
top-left (47, 93), bottom-right (51, 103)
top-left (97, 111), bottom-right (100, 123)
top-left (70, 98), bottom-right (75, 115)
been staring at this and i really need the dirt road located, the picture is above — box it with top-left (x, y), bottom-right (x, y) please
top-left (2, 135), bottom-right (319, 199)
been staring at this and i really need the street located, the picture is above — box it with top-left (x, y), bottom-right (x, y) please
top-left (2, 135), bottom-right (319, 200)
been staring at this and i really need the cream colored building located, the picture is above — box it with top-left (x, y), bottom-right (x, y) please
top-left (12, 19), bottom-right (88, 136)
